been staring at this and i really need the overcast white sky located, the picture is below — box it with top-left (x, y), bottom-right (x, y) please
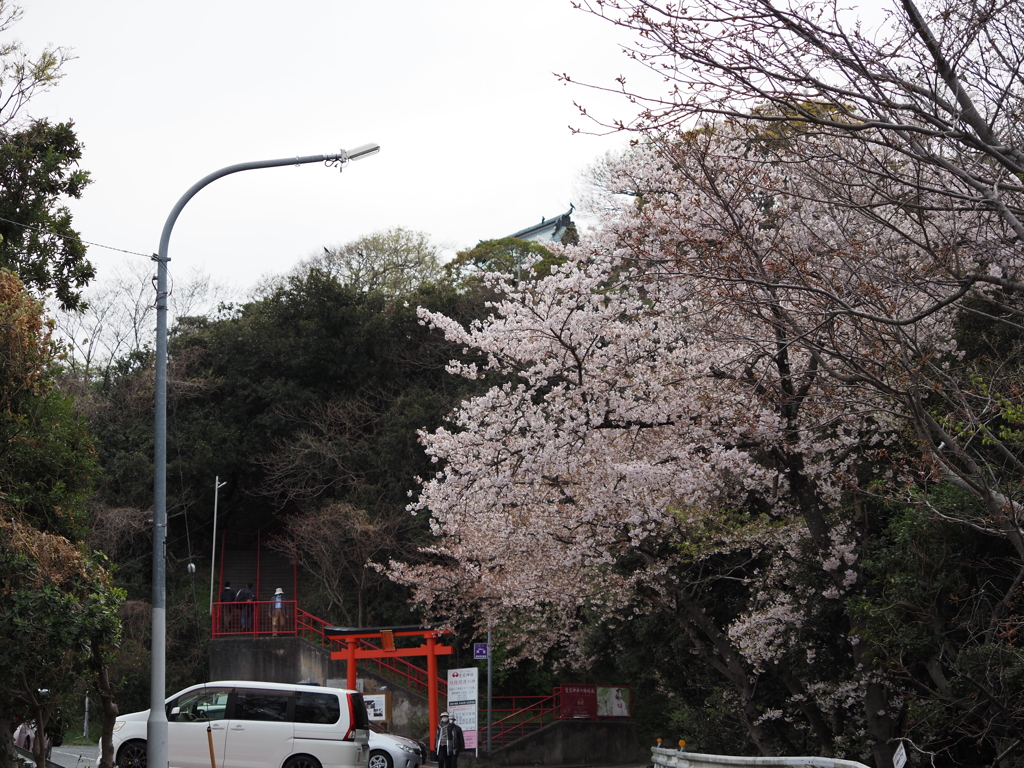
top-left (14, 0), bottom-right (646, 299)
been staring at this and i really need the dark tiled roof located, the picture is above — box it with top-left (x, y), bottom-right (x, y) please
top-left (509, 205), bottom-right (574, 242)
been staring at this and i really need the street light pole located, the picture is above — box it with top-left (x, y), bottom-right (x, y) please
top-left (149, 145), bottom-right (380, 768)
top-left (209, 476), bottom-right (228, 612)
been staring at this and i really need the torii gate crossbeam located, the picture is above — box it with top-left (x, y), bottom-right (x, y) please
top-left (327, 626), bottom-right (453, 739)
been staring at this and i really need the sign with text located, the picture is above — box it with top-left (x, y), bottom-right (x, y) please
top-left (473, 643), bottom-right (489, 660)
top-left (447, 668), bottom-right (479, 749)
top-left (560, 684), bottom-right (597, 718)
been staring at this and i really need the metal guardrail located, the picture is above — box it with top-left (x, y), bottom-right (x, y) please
top-left (13, 744), bottom-right (63, 768)
top-left (652, 745), bottom-right (871, 768)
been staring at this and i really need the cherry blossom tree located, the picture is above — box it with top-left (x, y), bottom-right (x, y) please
top-left (392, 114), bottom-right (1024, 764)
top-left (392, 0), bottom-right (1024, 762)
top-left (567, 0), bottom-right (1024, 548)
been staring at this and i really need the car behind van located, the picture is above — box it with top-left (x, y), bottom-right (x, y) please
top-left (367, 731), bottom-right (421, 768)
top-left (108, 681), bottom-right (369, 768)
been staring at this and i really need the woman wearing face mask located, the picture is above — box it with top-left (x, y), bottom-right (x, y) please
top-left (434, 711), bottom-right (465, 768)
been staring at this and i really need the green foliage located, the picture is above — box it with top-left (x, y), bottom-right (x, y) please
top-left (310, 227), bottom-right (446, 297)
top-left (0, 274), bottom-right (106, 768)
top-left (0, 270), bottom-right (96, 539)
top-left (0, 517), bottom-right (123, 768)
top-left (0, 119), bottom-right (93, 310)
top-left (847, 489), bottom-right (1024, 764)
top-left (582, 608), bottom-right (753, 755)
top-left (670, 505), bottom-right (786, 561)
top-left (86, 268), bottom-right (487, 632)
top-left (447, 237), bottom-right (564, 283)
top-left (0, 2), bottom-right (75, 130)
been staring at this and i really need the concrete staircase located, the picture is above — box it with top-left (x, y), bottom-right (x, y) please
top-left (257, 550), bottom-right (294, 600)
top-left (218, 546), bottom-right (295, 601)
top-left (220, 548), bottom-right (257, 598)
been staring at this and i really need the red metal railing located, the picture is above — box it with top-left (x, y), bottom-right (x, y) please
top-left (213, 600), bottom-right (297, 636)
top-left (216, 524), bottom-right (296, 611)
top-left (294, 607), bottom-right (329, 645)
top-left (214, 605), bottom-right (448, 703)
top-left (485, 692), bottom-right (559, 748)
top-left (482, 686), bottom-right (634, 748)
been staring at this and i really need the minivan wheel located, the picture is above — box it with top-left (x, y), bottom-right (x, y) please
top-left (283, 755), bottom-right (323, 768)
top-left (117, 739), bottom-right (148, 768)
top-left (368, 750), bottom-right (394, 768)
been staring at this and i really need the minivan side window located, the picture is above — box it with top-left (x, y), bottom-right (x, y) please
top-left (233, 690), bottom-right (292, 722)
top-left (168, 688), bottom-right (230, 722)
top-left (293, 692), bottom-right (341, 725)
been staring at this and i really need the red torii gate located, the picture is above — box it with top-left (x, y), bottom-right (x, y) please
top-left (327, 625), bottom-right (453, 739)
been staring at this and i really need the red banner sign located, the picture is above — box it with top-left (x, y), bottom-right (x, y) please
top-left (561, 684), bottom-right (597, 718)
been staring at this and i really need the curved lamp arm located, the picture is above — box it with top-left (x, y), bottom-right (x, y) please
top-left (148, 144), bottom-right (379, 768)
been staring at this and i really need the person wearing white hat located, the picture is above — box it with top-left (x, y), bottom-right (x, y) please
top-left (434, 711), bottom-right (464, 768)
top-left (272, 587), bottom-right (286, 636)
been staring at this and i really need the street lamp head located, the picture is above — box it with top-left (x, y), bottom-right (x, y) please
top-left (344, 143), bottom-right (381, 162)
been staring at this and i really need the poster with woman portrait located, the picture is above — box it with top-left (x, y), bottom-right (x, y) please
top-left (596, 687), bottom-right (630, 717)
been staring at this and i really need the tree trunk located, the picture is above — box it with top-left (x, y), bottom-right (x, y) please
top-left (97, 663), bottom-right (119, 768)
top-left (676, 590), bottom-right (772, 754)
top-left (850, 640), bottom-right (896, 768)
top-left (30, 704), bottom-right (52, 768)
top-left (0, 712), bottom-right (15, 768)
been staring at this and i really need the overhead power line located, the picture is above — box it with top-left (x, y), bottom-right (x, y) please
top-left (0, 214), bottom-right (151, 258)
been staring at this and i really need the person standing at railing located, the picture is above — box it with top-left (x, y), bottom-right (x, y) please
top-left (434, 711), bottom-right (464, 768)
top-left (272, 587), bottom-right (286, 636)
top-left (220, 581), bottom-right (235, 632)
top-left (236, 582), bottom-right (255, 632)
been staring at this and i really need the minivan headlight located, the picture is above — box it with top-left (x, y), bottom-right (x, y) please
top-left (112, 722), bottom-right (125, 732)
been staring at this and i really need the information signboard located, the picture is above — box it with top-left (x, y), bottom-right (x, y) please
top-left (560, 684), bottom-right (597, 718)
top-left (447, 668), bottom-right (479, 749)
top-left (363, 692), bottom-right (391, 722)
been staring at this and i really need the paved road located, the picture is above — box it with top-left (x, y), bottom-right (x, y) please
top-left (50, 743), bottom-right (100, 768)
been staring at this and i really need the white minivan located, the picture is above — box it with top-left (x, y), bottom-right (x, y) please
top-left (109, 681), bottom-right (369, 768)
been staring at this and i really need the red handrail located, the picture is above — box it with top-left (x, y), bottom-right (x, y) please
top-left (212, 600), bottom-right (297, 636)
top-left (216, 607), bottom-right (447, 701)
top-left (483, 686), bottom-right (634, 749)
top-left (486, 692), bottom-right (559, 748)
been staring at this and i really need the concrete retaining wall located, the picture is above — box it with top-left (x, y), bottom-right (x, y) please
top-left (477, 720), bottom-right (640, 767)
top-left (209, 637), bottom-right (329, 685)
